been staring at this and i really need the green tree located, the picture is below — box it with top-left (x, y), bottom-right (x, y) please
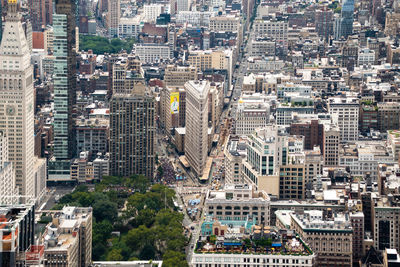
top-left (93, 220), bottom-right (113, 242)
top-left (131, 175), bottom-right (151, 193)
top-left (93, 199), bottom-right (118, 222)
top-left (93, 243), bottom-right (107, 261)
top-left (132, 209), bottom-right (156, 228)
top-left (125, 225), bottom-right (155, 251)
top-left (162, 250), bottom-right (188, 267)
top-left (126, 193), bottom-right (147, 215)
top-left (107, 248), bottom-right (124, 261)
top-left (139, 244), bottom-right (156, 260)
top-left (209, 234), bottom-right (217, 244)
top-left (155, 209), bottom-right (183, 226)
top-left (79, 35), bottom-right (136, 54)
top-left (75, 184), bottom-right (89, 192)
top-left (157, 166), bottom-right (164, 178)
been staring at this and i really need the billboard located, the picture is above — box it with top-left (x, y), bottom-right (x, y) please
top-left (170, 92), bottom-right (179, 114)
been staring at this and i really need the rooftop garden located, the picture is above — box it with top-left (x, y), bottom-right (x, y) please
top-left (194, 234), bottom-right (312, 256)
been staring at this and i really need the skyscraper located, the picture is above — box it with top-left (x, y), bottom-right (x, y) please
top-left (29, 0), bottom-right (52, 31)
top-left (334, 0), bottom-right (354, 40)
top-left (48, 0), bottom-right (77, 181)
top-left (109, 92), bottom-right (155, 178)
top-left (107, 0), bottom-right (120, 37)
top-left (315, 7), bottom-right (333, 42)
top-left (0, 0), bottom-right (35, 196)
top-left (109, 58), bottom-right (155, 178)
top-left (184, 80), bottom-right (210, 177)
top-left (53, 0), bottom-right (76, 160)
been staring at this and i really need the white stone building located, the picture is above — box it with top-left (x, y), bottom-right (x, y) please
top-left (209, 15), bottom-right (241, 33)
top-left (204, 184), bottom-right (271, 224)
top-left (0, 3), bottom-right (35, 197)
top-left (118, 17), bottom-right (142, 39)
top-left (143, 4), bottom-right (165, 23)
top-left (242, 125), bottom-right (288, 195)
top-left (328, 97), bottom-right (359, 142)
top-left (254, 19), bottom-right (288, 48)
top-left (134, 44), bottom-right (172, 63)
top-left (176, 11), bottom-right (215, 27)
top-left (235, 94), bottom-right (270, 136)
top-left (358, 48), bottom-right (375, 66)
top-left (250, 39), bottom-right (276, 57)
top-left (224, 137), bottom-right (246, 184)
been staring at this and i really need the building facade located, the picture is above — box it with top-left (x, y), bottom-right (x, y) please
top-left (242, 125), bottom-right (288, 195)
top-left (279, 164), bottom-right (305, 200)
top-left (28, 0), bottom-right (52, 31)
top-left (328, 97), bottom-right (359, 142)
top-left (254, 19), bottom-right (288, 49)
top-left (134, 44), bottom-right (172, 63)
top-left (0, 200), bottom-right (36, 267)
top-left (75, 118), bottom-right (109, 157)
top-left (109, 91), bottom-right (155, 178)
top-left (53, 0), bottom-right (77, 160)
top-left (0, 1), bottom-right (35, 196)
top-left (377, 102), bottom-right (400, 132)
top-left (289, 120), bottom-right (324, 152)
top-left (107, 0), bottom-right (120, 37)
top-left (235, 94), bottom-right (270, 136)
top-left (43, 207), bottom-right (92, 267)
top-left (334, 0), bottom-right (354, 40)
top-left (291, 211), bottom-right (353, 267)
top-left (204, 184), bottom-right (271, 225)
top-left (0, 132), bottom-right (16, 204)
top-left (184, 80), bottom-right (210, 177)
top-left (323, 124), bottom-right (340, 166)
top-left (164, 65), bottom-right (197, 87)
top-left (224, 137), bottom-right (246, 184)
top-left (373, 197), bottom-right (400, 253)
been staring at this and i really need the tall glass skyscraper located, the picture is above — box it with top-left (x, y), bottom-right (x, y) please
top-left (49, 0), bottom-right (77, 181)
top-left (334, 0), bottom-right (355, 40)
top-left (53, 0), bottom-right (76, 160)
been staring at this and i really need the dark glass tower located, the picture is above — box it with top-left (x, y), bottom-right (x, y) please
top-left (53, 0), bottom-right (76, 160)
top-left (48, 0), bottom-right (77, 181)
top-left (334, 0), bottom-right (354, 40)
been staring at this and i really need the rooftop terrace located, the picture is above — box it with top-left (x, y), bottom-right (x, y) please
top-left (195, 218), bottom-right (313, 256)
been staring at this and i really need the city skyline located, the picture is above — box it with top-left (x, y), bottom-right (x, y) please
top-left (1, 0), bottom-right (400, 266)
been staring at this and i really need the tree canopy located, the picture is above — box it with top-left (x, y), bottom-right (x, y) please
top-left (79, 35), bottom-right (136, 54)
top-left (54, 177), bottom-right (188, 265)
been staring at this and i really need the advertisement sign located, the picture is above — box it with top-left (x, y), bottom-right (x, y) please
top-left (171, 92), bottom-right (179, 114)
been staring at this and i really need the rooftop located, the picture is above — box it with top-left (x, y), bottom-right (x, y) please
top-left (291, 210), bottom-right (353, 232)
top-left (185, 80), bottom-right (210, 97)
top-left (195, 218), bottom-right (313, 256)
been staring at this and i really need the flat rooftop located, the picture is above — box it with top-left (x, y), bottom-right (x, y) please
top-left (195, 218), bottom-right (313, 256)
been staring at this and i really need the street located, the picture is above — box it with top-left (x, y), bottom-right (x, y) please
top-left (183, 13), bottom-right (254, 266)
top-left (40, 185), bottom-right (76, 211)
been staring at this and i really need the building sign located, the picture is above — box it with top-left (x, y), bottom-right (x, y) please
top-left (171, 92), bottom-right (179, 114)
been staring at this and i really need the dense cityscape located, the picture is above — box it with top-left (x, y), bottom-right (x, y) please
top-left (1, 0), bottom-right (400, 266)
